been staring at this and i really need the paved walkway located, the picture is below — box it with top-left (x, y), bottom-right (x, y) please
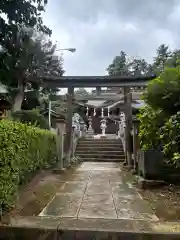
top-left (39, 162), bottom-right (158, 221)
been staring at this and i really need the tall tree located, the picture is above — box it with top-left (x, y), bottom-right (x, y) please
top-left (128, 58), bottom-right (148, 76)
top-left (153, 44), bottom-right (171, 74)
top-left (0, 28), bottom-right (64, 111)
top-left (75, 88), bottom-right (89, 96)
top-left (107, 51), bottom-right (153, 77)
top-left (165, 49), bottom-right (180, 68)
top-left (107, 51), bottom-right (129, 76)
top-left (0, 0), bottom-right (51, 48)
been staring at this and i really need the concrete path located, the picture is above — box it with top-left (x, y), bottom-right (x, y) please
top-left (39, 162), bottom-right (158, 221)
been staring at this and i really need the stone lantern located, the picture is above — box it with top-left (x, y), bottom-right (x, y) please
top-left (100, 118), bottom-right (107, 138)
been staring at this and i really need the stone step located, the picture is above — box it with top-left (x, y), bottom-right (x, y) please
top-left (77, 143), bottom-right (123, 149)
top-left (76, 151), bottom-right (124, 156)
top-left (79, 157), bottom-right (124, 162)
top-left (10, 216), bottom-right (179, 237)
top-left (77, 142), bottom-right (123, 145)
top-left (76, 147), bottom-right (124, 151)
top-left (79, 140), bottom-right (122, 143)
top-left (77, 157), bottom-right (125, 161)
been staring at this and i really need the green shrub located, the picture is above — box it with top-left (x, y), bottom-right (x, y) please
top-left (137, 105), bottom-right (166, 150)
top-left (160, 112), bottom-right (180, 167)
top-left (12, 109), bottom-right (49, 129)
top-left (138, 105), bottom-right (180, 168)
top-left (143, 67), bottom-right (180, 115)
top-left (0, 120), bottom-right (57, 214)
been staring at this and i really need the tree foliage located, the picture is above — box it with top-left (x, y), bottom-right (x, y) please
top-left (143, 67), bottom-right (180, 115)
top-left (107, 51), bottom-right (153, 77)
top-left (138, 46), bottom-right (180, 168)
top-left (153, 44), bottom-right (171, 74)
top-left (75, 88), bottom-right (89, 96)
top-left (137, 106), bottom-right (166, 151)
top-left (107, 51), bottom-right (129, 76)
top-left (106, 44), bottom-right (175, 78)
top-left (0, 28), bottom-right (64, 111)
top-left (0, 0), bottom-right (51, 48)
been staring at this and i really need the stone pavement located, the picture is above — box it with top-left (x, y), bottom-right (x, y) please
top-left (39, 162), bottom-right (158, 221)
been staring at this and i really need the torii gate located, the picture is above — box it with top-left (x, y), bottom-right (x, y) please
top-left (39, 75), bottom-right (156, 167)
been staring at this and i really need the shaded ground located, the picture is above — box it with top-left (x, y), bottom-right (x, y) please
top-left (39, 162), bottom-right (157, 220)
top-left (140, 184), bottom-right (180, 221)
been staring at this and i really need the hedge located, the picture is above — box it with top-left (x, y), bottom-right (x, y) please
top-left (0, 120), bottom-right (57, 214)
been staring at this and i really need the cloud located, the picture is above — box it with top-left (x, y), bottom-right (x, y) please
top-left (43, 0), bottom-right (180, 76)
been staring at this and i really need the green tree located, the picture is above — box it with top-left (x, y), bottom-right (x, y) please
top-left (0, 28), bottom-right (64, 111)
top-left (138, 105), bottom-right (166, 150)
top-left (75, 88), bottom-right (89, 96)
top-left (129, 58), bottom-right (149, 76)
top-left (0, 0), bottom-right (51, 48)
top-left (165, 49), bottom-right (180, 68)
top-left (153, 44), bottom-right (171, 74)
top-left (107, 51), bottom-right (154, 77)
top-left (107, 51), bottom-right (129, 76)
top-left (143, 67), bottom-right (180, 115)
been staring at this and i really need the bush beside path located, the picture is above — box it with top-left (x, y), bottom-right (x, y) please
top-left (0, 120), bottom-right (57, 216)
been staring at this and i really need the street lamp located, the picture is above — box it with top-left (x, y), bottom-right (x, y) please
top-left (56, 48), bottom-right (76, 53)
top-left (48, 47), bottom-right (76, 130)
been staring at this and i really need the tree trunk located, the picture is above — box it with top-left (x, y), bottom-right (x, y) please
top-left (12, 79), bottom-right (24, 112)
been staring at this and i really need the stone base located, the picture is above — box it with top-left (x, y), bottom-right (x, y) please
top-left (136, 176), bottom-right (166, 189)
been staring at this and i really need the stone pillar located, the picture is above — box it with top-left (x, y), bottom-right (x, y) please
top-left (79, 120), bottom-right (84, 137)
top-left (56, 118), bottom-right (66, 170)
top-left (64, 87), bottom-right (74, 167)
top-left (83, 124), bottom-right (87, 136)
top-left (86, 106), bottom-right (89, 116)
top-left (71, 126), bottom-right (76, 159)
top-left (96, 86), bottom-right (101, 96)
top-left (117, 121), bottom-right (121, 139)
top-left (101, 108), bottom-right (104, 118)
top-left (93, 108), bottom-right (96, 116)
top-left (87, 116), bottom-right (94, 137)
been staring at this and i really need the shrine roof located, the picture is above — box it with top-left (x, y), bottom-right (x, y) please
top-left (75, 91), bottom-right (142, 101)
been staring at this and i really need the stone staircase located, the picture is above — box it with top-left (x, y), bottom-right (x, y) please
top-left (75, 138), bottom-right (125, 162)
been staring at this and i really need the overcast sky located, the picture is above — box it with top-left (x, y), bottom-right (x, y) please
top-left (43, 0), bottom-right (180, 76)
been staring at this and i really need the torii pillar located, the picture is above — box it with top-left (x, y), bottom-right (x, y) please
top-left (124, 86), bottom-right (133, 168)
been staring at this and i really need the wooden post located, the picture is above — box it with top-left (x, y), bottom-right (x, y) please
top-left (132, 122), bottom-right (137, 171)
top-left (123, 86), bottom-right (129, 163)
top-left (124, 87), bottom-right (133, 167)
top-left (127, 92), bottom-right (133, 167)
top-left (64, 86), bottom-right (74, 167)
